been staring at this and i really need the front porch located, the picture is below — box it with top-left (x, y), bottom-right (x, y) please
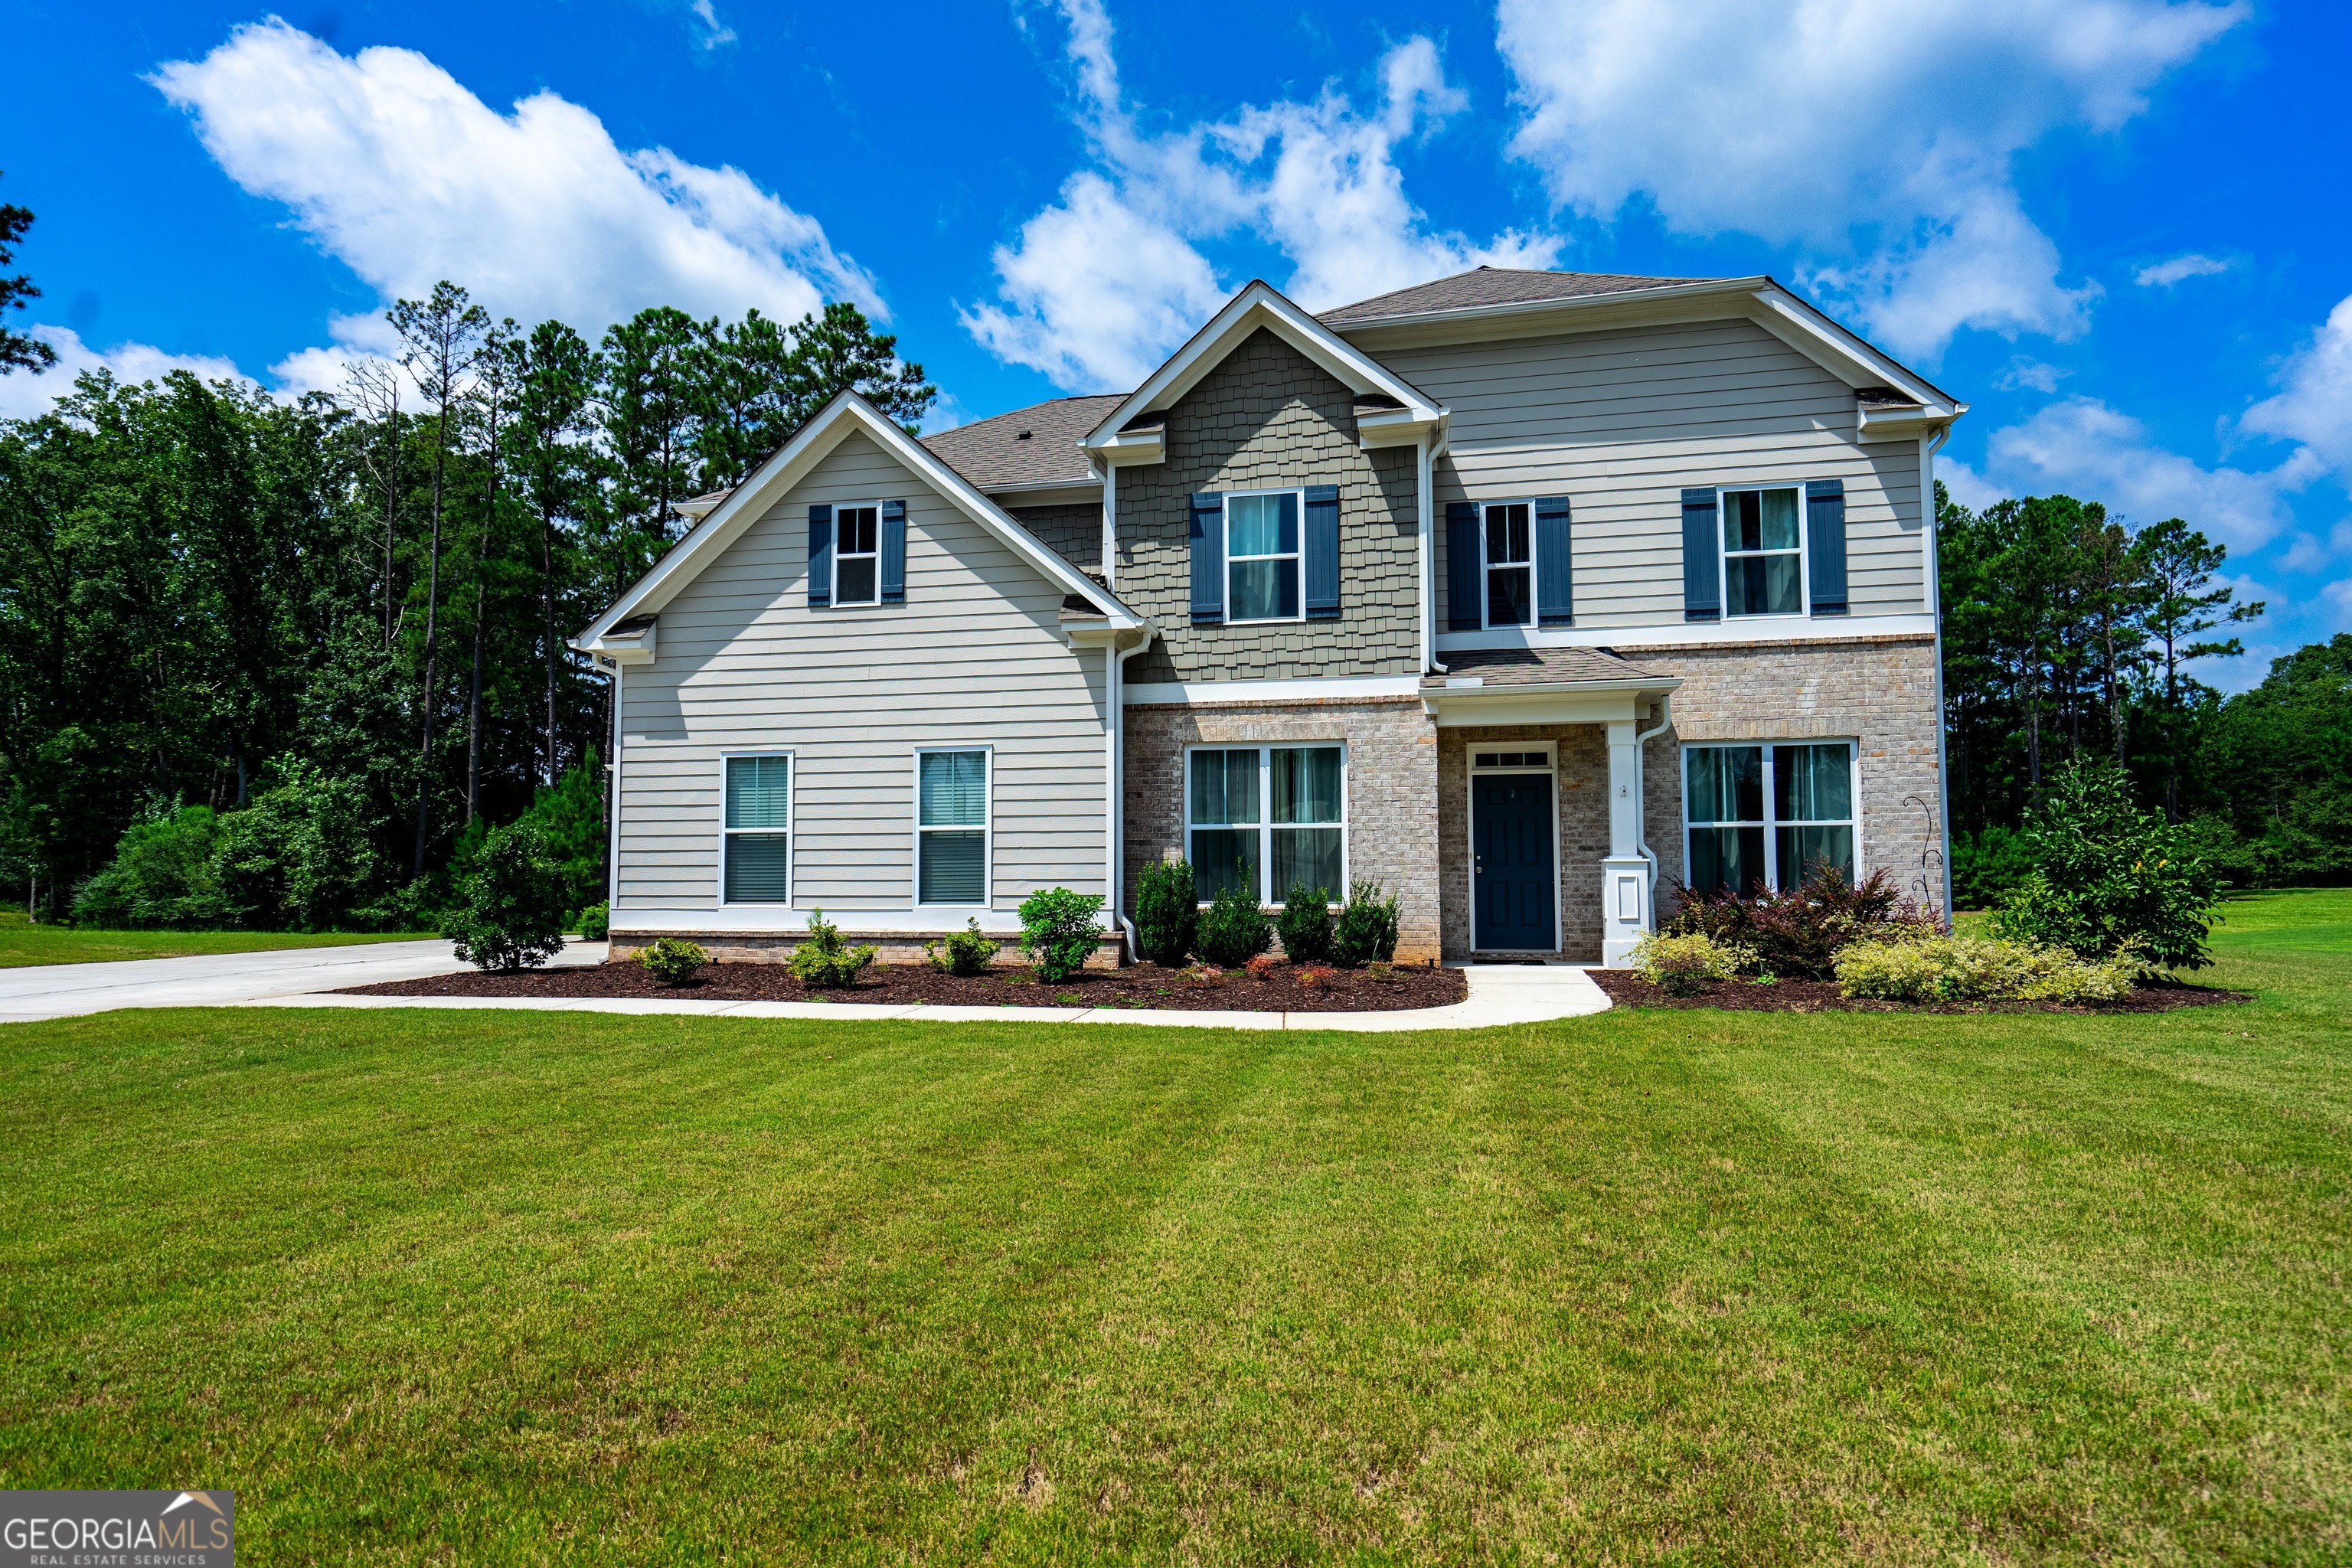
top-left (1423, 648), bottom-right (1681, 965)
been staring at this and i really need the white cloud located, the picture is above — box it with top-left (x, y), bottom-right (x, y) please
top-left (1979, 396), bottom-right (2315, 550)
top-left (688, 0), bottom-right (737, 51)
top-left (964, 2), bottom-right (1557, 392)
top-left (1995, 358), bottom-right (2067, 394)
top-left (0, 326), bottom-right (252, 420)
top-left (150, 19), bottom-right (874, 377)
top-left (1935, 455), bottom-right (2005, 515)
top-left (2243, 292), bottom-right (2352, 476)
top-left (1497, 0), bottom-right (2246, 359)
top-left (2135, 253), bottom-right (2231, 287)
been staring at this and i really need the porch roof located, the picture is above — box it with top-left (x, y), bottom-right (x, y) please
top-left (1422, 645), bottom-right (1669, 690)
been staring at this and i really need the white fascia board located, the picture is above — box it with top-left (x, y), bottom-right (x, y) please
top-left (1746, 286), bottom-right (1962, 418)
top-left (1124, 673), bottom-right (1423, 706)
top-left (578, 391), bottom-right (1140, 645)
top-left (1081, 280), bottom-right (1444, 454)
top-left (1423, 688), bottom-right (1650, 726)
top-left (1436, 612), bottom-right (1937, 654)
top-left (1094, 426), bottom-right (1165, 466)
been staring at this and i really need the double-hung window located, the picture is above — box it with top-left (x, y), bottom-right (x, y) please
top-left (835, 504), bottom-right (880, 606)
top-left (1186, 744), bottom-right (1345, 903)
top-left (1484, 502), bottom-right (1532, 626)
top-left (916, 749), bottom-right (988, 905)
top-left (1682, 741), bottom-right (1856, 895)
top-left (1720, 487), bottom-right (1803, 616)
top-left (722, 754), bottom-right (792, 903)
top-left (1227, 492), bottom-right (1302, 622)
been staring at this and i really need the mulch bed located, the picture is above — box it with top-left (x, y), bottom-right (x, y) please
top-left (341, 958), bottom-right (1468, 1013)
top-left (1588, 969), bottom-right (2252, 1014)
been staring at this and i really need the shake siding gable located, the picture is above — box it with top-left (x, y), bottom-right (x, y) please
top-left (615, 429), bottom-right (1108, 913)
top-left (1383, 317), bottom-right (1926, 631)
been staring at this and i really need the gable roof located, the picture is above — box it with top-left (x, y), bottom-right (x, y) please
top-left (1081, 279), bottom-right (1444, 454)
top-left (575, 390), bottom-right (1142, 650)
top-left (1318, 266), bottom-right (1707, 326)
top-left (920, 394), bottom-right (1122, 492)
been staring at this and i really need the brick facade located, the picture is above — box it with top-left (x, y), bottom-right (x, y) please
top-left (1122, 697), bottom-right (1442, 963)
top-left (1623, 635), bottom-right (1948, 913)
top-left (1435, 724), bottom-right (1614, 960)
top-left (1121, 328), bottom-right (1422, 686)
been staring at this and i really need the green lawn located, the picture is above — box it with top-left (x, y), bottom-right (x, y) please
top-left (0, 910), bottom-right (432, 966)
top-left (0, 895), bottom-right (2345, 1563)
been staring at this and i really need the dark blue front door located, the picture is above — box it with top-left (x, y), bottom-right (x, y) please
top-left (1473, 773), bottom-right (1556, 950)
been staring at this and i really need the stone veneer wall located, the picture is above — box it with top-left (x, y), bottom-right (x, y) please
top-left (1620, 635), bottom-right (1947, 913)
top-left (1435, 725), bottom-right (1612, 961)
top-left (1121, 328), bottom-right (1421, 685)
top-left (1122, 697), bottom-right (1442, 963)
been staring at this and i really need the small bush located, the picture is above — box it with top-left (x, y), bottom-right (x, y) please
top-left (1196, 883), bottom-right (1271, 967)
top-left (72, 805), bottom-right (225, 929)
top-left (925, 916), bottom-right (998, 977)
top-left (443, 822), bottom-right (568, 971)
top-left (1988, 757), bottom-right (2222, 971)
top-left (1135, 858), bottom-right (1197, 966)
top-left (790, 908), bottom-right (877, 988)
top-left (1298, 965), bottom-right (1337, 990)
top-left (1364, 960), bottom-right (1396, 983)
top-left (1181, 962), bottom-right (1223, 987)
top-left (1244, 952), bottom-right (1279, 981)
top-left (1019, 887), bottom-right (1105, 982)
top-left (1276, 883), bottom-right (1333, 964)
top-left (1662, 864), bottom-right (1934, 979)
top-left (1834, 933), bottom-right (2138, 1004)
top-left (1331, 880), bottom-right (1402, 968)
top-left (639, 936), bottom-right (707, 986)
top-left (575, 901), bottom-right (609, 941)
top-left (1630, 931), bottom-right (1757, 995)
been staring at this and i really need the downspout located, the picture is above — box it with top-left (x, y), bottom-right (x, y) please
top-left (1634, 694), bottom-right (1674, 903)
top-left (603, 655), bottom-right (624, 913)
top-left (1417, 433), bottom-right (1444, 674)
top-left (1925, 423), bottom-right (1955, 923)
top-left (1100, 460), bottom-right (1117, 590)
top-left (1106, 630), bottom-right (1152, 959)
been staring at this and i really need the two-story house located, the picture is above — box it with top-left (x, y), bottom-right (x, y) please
top-left (573, 267), bottom-right (1963, 966)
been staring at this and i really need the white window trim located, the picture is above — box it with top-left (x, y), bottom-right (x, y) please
top-left (831, 498), bottom-right (884, 608)
top-left (1223, 487), bottom-right (1308, 626)
top-left (718, 749), bottom-right (794, 906)
top-left (1678, 740), bottom-right (1864, 893)
top-left (1464, 741), bottom-right (1561, 954)
top-left (1181, 741), bottom-right (1349, 906)
top-left (1717, 485), bottom-right (1809, 621)
top-left (1479, 499), bottom-right (1540, 631)
top-left (912, 743), bottom-right (993, 908)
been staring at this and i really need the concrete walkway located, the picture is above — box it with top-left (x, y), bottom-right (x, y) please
top-left (0, 941), bottom-right (1611, 1031)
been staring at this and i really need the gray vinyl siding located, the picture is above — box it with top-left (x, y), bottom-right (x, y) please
top-left (1377, 316), bottom-right (1927, 630)
top-left (616, 429), bottom-right (1108, 913)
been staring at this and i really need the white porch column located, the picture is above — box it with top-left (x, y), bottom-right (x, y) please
top-left (1600, 719), bottom-right (1651, 967)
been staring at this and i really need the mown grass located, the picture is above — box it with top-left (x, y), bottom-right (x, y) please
top-left (0, 910), bottom-right (431, 967)
top-left (0, 893), bottom-right (2344, 1563)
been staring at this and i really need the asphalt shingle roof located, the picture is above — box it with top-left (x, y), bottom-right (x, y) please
top-left (1318, 266), bottom-right (1713, 327)
top-left (1422, 645), bottom-right (1667, 688)
top-left (920, 394), bottom-right (1125, 492)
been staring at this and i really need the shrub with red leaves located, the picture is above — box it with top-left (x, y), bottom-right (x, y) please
top-left (1245, 952), bottom-right (1280, 981)
top-left (1661, 864), bottom-right (1937, 979)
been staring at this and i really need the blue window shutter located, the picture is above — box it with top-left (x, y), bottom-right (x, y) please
top-left (1446, 501), bottom-right (1481, 631)
top-left (1304, 484), bottom-right (1340, 619)
top-left (1534, 496), bottom-right (1573, 626)
top-left (1681, 488), bottom-right (1720, 622)
top-left (806, 504), bottom-right (833, 608)
top-left (1806, 479), bottom-right (1848, 615)
top-left (880, 498), bottom-right (906, 603)
top-left (1189, 492), bottom-right (1224, 624)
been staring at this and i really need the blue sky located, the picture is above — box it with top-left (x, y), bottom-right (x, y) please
top-left (5, 0), bottom-right (2348, 684)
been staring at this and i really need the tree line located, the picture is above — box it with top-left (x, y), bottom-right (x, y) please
top-left (0, 273), bottom-right (933, 923)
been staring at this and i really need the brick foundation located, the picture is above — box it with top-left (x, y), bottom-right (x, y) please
top-left (607, 932), bottom-right (1125, 969)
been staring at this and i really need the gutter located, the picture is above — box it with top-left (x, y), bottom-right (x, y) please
top-left (1634, 694), bottom-right (1675, 908)
top-left (1418, 433), bottom-right (1443, 675)
top-left (1099, 625), bottom-right (1156, 960)
top-left (1926, 423), bottom-right (1956, 923)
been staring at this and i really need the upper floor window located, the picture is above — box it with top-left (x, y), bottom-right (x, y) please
top-left (835, 504), bottom-right (880, 605)
top-left (1721, 487), bottom-right (1802, 616)
top-left (1484, 502), bottom-right (1532, 627)
top-left (1227, 491), bottom-right (1302, 623)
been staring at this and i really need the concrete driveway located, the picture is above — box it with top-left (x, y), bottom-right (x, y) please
top-left (0, 938), bottom-right (609, 1024)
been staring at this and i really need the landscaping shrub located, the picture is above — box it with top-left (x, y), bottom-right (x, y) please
top-left (1629, 931), bottom-right (1757, 995)
top-left (1989, 756), bottom-right (2223, 971)
top-left (71, 805), bottom-right (226, 928)
top-left (1298, 965), bottom-right (1337, 989)
top-left (1135, 858), bottom-right (1197, 965)
top-left (1331, 880), bottom-right (1401, 967)
top-left (925, 916), bottom-right (998, 976)
top-left (1663, 864), bottom-right (1933, 979)
top-left (442, 822), bottom-right (568, 971)
top-left (1245, 952), bottom-right (1279, 981)
top-left (1834, 933), bottom-right (2137, 1004)
top-left (1276, 883), bottom-right (1333, 963)
top-left (789, 908), bottom-right (877, 988)
top-left (1197, 883), bottom-right (1271, 967)
top-left (214, 760), bottom-right (386, 931)
top-left (639, 936), bottom-right (707, 986)
top-left (575, 900), bottom-right (609, 941)
top-left (1019, 887), bottom-right (1105, 982)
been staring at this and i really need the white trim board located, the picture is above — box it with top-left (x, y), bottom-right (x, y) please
top-left (1125, 675), bottom-right (1423, 706)
top-left (612, 908), bottom-right (1035, 936)
top-left (1437, 612), bottom-right (1936, 655)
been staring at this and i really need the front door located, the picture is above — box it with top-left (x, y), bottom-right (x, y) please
top-left (1473, 773), bottom-right (1556, 950)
